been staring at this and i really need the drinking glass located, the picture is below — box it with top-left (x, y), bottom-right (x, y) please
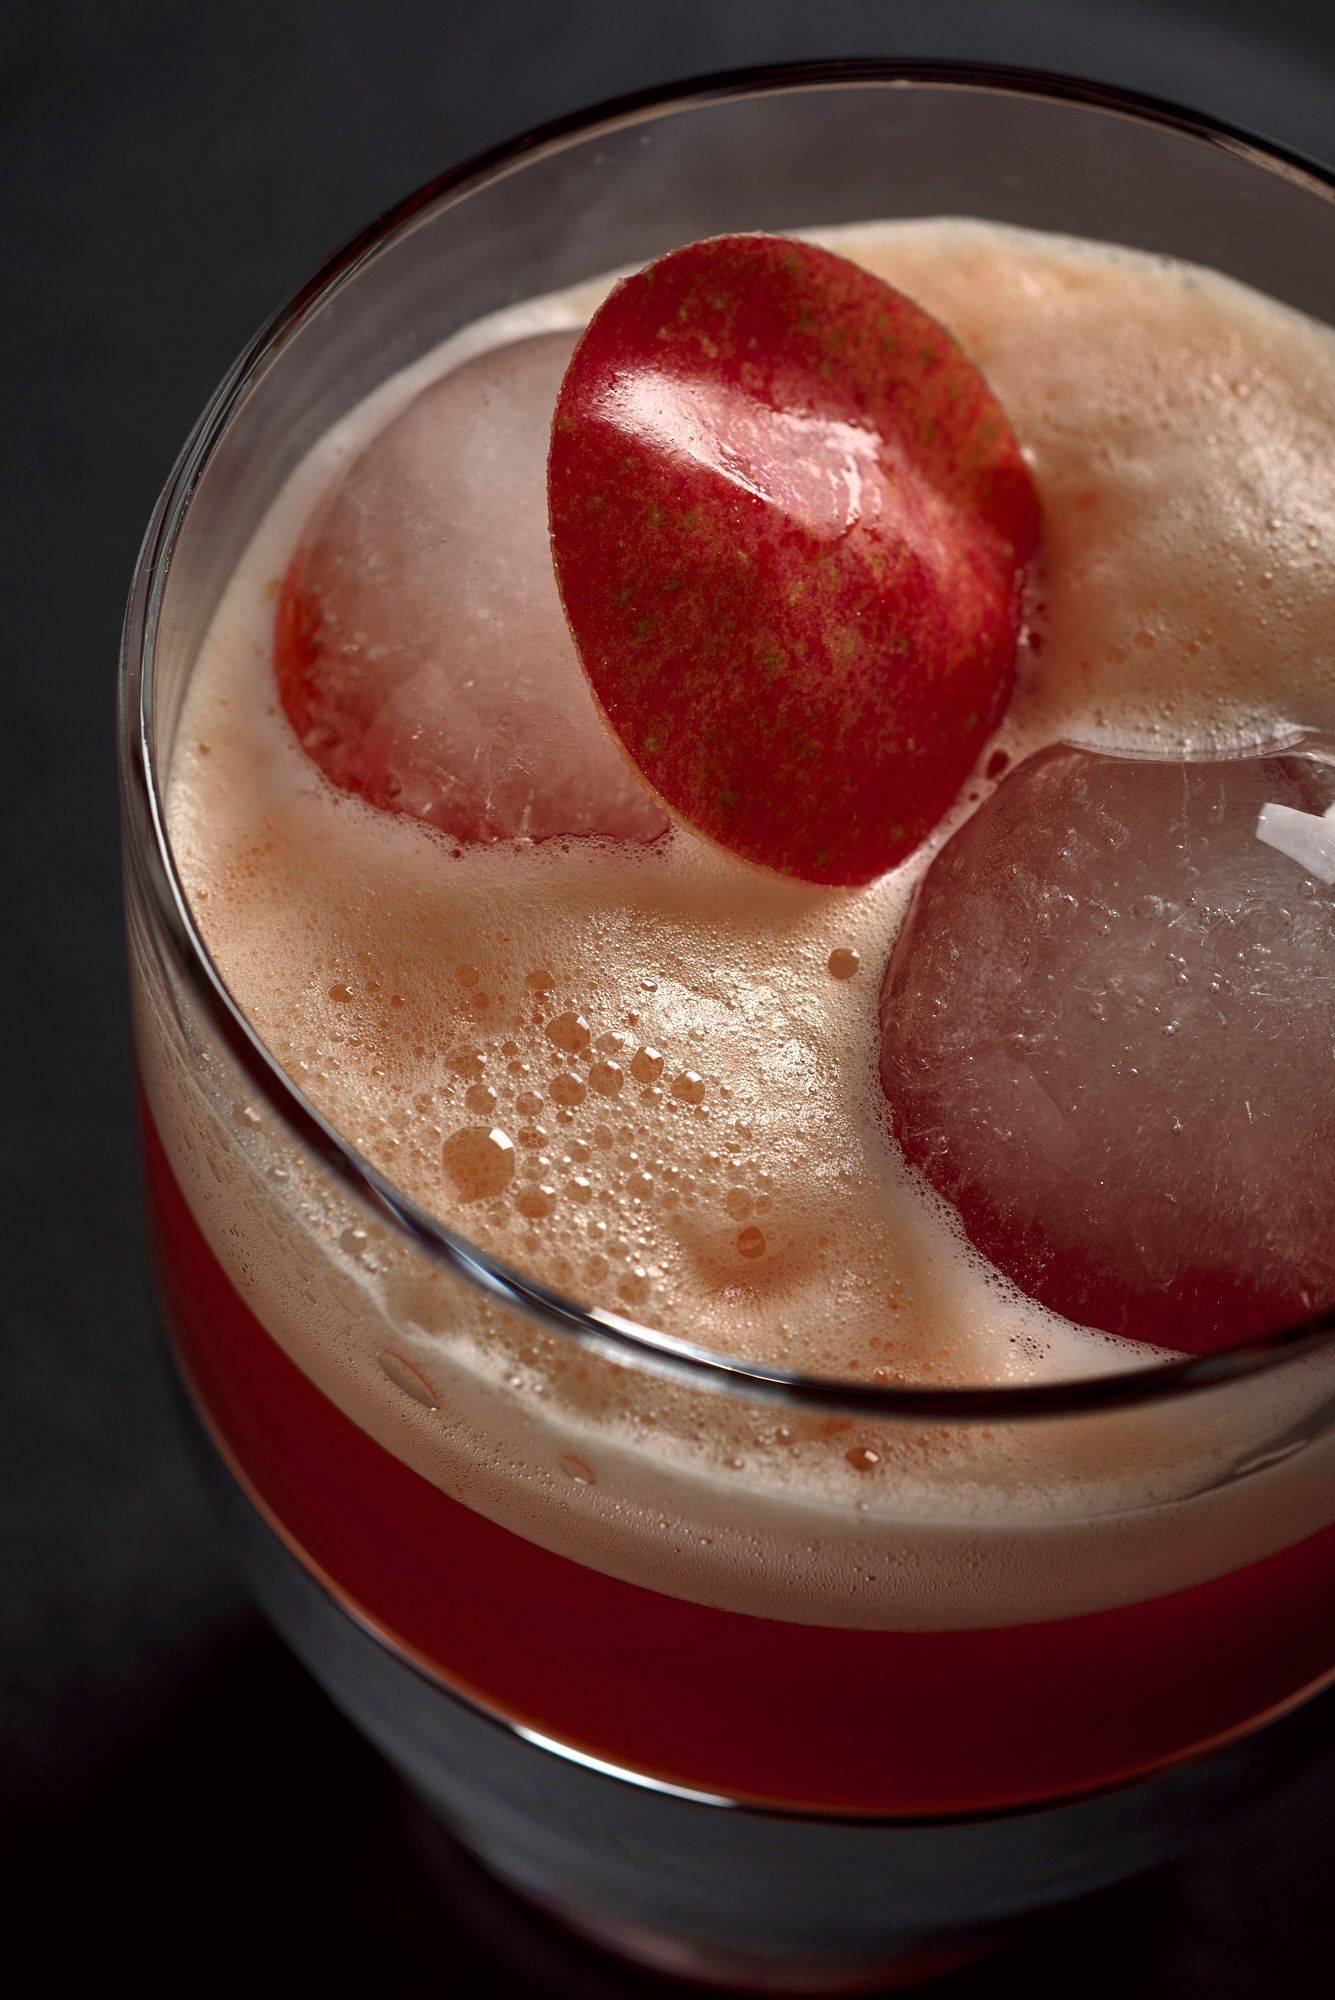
top-left (119, 61), bottom-right (1335, 1992)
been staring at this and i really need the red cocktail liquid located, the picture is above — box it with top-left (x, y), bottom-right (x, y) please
top-left (144, 1107), bottom-right (1335, 1817)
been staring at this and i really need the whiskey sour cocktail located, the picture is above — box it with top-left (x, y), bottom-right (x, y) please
top-left (122, 70), bottom-right (1335, 1992)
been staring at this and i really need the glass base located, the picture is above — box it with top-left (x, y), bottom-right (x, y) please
top-left (405, 1805), bottom-right (1002, 1993)
top-left (174, 1364), bottom-right (1332, 1990)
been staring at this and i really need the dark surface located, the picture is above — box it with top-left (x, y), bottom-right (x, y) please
top-left (4, 2), bottom-right (1332, 1990)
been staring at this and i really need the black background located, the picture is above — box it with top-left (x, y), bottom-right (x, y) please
top-left (5, 3), bottom-right (1333, 1991)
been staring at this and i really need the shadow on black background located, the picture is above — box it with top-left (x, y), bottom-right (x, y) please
top-left (0, 1612), bottom-right (1233, 1994)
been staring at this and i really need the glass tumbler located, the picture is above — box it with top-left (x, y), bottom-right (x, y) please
top-left (119, 61), bottom-right (1335, 1993)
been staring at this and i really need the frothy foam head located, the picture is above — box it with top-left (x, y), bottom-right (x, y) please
top-left (148, 219), bottom-right (1335, 1628)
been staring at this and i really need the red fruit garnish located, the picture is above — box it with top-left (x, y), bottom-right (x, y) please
top-left (549, 235), bottom-right (1040, 885)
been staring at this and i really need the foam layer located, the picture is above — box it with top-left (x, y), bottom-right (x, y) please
top-left (143, 220), bottom-right (1335, 1629)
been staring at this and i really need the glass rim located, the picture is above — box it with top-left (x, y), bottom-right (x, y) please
top-left (118, 56), bottom-right (1335, 1424)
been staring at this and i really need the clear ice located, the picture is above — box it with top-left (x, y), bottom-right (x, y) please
top-left (280, 331), bottom-right (667, 845)
top-left (879, 742), bottom-right (1335, 1352)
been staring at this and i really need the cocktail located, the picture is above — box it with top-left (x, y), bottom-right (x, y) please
top-left (120, 64), bottom-right (1334, 1990)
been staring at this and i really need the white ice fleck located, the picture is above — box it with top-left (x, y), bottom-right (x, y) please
top-left (1256, 801), bottom-right (1335, 885)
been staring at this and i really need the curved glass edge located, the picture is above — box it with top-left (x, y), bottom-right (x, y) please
top-left (117, 59), bottom-right (1335, 1423)
top-left (176, 1335), bottom-right (1335, 1824)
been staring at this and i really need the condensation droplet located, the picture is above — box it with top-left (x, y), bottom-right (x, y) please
top-left (560, 1453), bottom-right (596, 1485)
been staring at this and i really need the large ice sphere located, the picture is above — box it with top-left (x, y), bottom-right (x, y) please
top-left (879, 742), bottom-right (1335, 1353)
top-left (275, 331), bottom-right (668, 844)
